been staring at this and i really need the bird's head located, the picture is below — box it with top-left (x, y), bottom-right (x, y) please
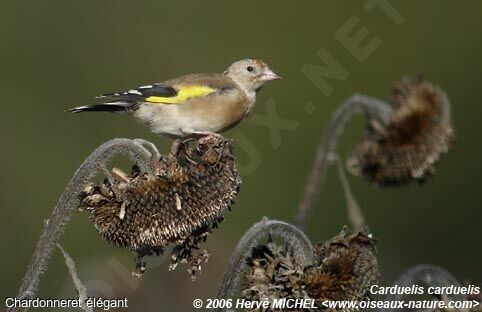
top-left (224, 58), bottom-right (281, 94)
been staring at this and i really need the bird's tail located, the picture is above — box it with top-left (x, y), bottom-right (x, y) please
top-left (66, 101), bottom-right (137, 114)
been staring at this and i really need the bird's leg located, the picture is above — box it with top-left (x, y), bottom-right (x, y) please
top-left (169, 139), bottom-right (184, 156)
top-left (181, 137), bottom-right (197, 145)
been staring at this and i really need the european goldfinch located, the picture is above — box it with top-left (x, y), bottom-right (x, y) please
top-left (68, 58), bottom-right (281, 139)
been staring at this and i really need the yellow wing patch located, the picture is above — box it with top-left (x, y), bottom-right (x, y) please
top-left (145, 85), bottom-right (216, 104)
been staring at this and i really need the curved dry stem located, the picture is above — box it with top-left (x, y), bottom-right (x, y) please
top-left (10, 138), bottom-right (155, 312)
top-left (329, 152), bottom-right (365, 232)
top-left (56, 244), bottom-right (92, 312)
top-left (215, 218), bottom-right (313, 311)
top-left (380, 264), bottom-right (465, 312)
top-left (295, 94), bottom-right (392, 230)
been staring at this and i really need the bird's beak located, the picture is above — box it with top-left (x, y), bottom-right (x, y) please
top-left (259, 68), bottom-right (282, 81)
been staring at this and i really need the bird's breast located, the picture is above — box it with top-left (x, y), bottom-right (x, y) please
top-left (180, 90), bottom-right (252, 132)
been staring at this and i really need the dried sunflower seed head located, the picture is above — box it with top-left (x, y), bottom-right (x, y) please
top-left (241, 227), bottom-right (379, 311)
top-left (348, 76), bottom-right (454, 186)
top-left (242, 237), bottom-right (309, 304)
top-left (306, 228), bottom-right (379, 307)
top-left (78, 137), bottom-right (241, 277)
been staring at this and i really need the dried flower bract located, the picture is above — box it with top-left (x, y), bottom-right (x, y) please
top-left (78, 137), bottom-right (241, 277)
top-left (348, 76), bottom-right (454, 186)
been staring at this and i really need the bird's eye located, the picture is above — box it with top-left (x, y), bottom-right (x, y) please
top-left (246, 66), bottom-right (254, 72)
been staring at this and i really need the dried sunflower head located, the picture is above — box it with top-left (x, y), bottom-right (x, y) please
top-left (242, 237), bottom-right (309, 304)
top-left (241, 227), bottom-right (379, 311)
top-left (78, 137), bottom-right (241, 277)
top-left (348, 76), bottom-right (454, 186)
top-left (306, 228), bottom-right (379, 307)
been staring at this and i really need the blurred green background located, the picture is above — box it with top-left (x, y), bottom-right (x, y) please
top-left (1, 1), bottom-right (481, 311)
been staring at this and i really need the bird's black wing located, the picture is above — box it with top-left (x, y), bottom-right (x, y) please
top-left (67, 84), bottom-right (178, 113)
top-left (98, 84), bottom-right (178, 101)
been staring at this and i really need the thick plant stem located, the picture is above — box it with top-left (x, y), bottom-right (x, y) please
top-left (215, 218), bottom-right (313, 311)
top-left (10, 139), bottom-right (155, 312)
top-left (294, 94), bottom-right (392, 230)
